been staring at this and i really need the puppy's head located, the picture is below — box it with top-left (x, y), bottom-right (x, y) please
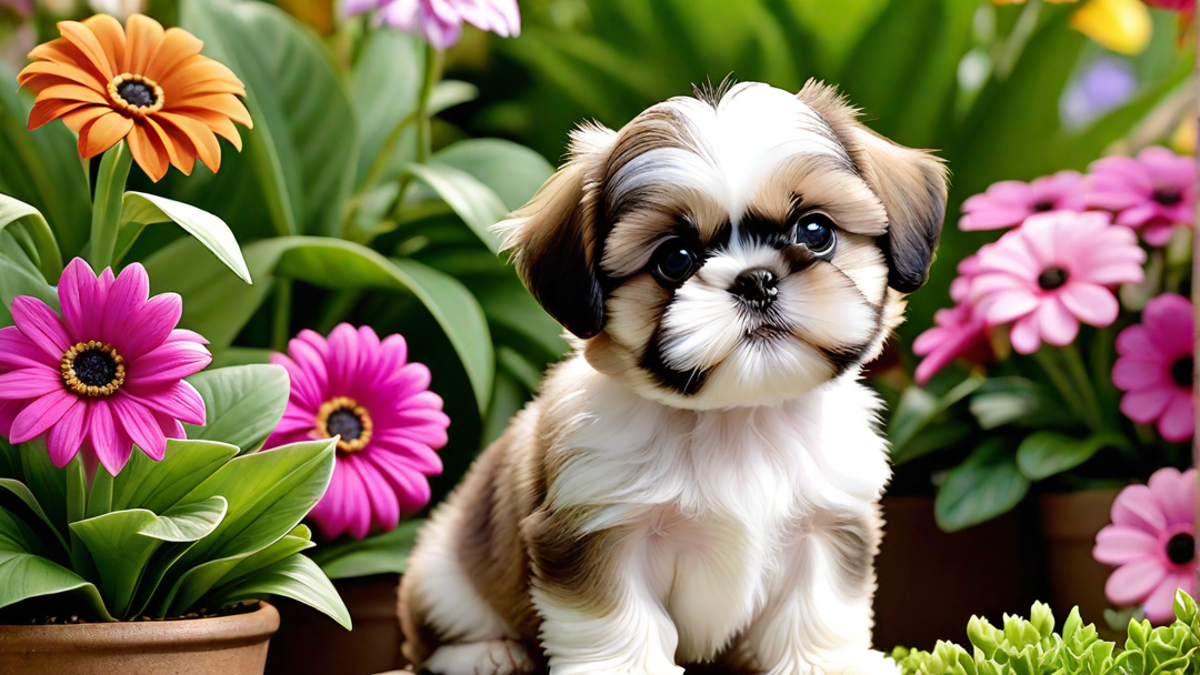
top-left (496, 80), bottom-right (948, 409)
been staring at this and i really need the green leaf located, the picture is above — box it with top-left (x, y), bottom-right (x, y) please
top-left (889, 375), bottom-right (985, 464)
top-left (0, 64), bottom-right (92, 261)
top-left (970, 377), bottom-right (1065, 430)
top-left (351, 29), bottom-right (423, 186)
top-left (180, 0), bottom-right (359, 237)
top-left (430, 80), bottom-right (480, 113)
top-left (89, 142), bottom-right (133, 270)
top-left (204, 553), bottom-right (351, 629)
top-left (18, 442), bottom-right (71, 538)
top-left (111, 439), bottom-right (240, 514)
top-left (1015, 431), bottom-right (1123, 482)
top-left (70, 499), bottom-right (228, 616)
top-left (183, 365), bottom-right (291, 454)
top-left (120, 192), bottom-right (251, 284)
top-left (430, 139), bottom-right (555, 212)
top-left (310, 520), bottom-right (422, 580)
top-left (0, 194), bottom-right (62, 283)
top-left (407, 163), bottom-right (509, 253)
top-left (87, 468), bottom-right (113, 519)
top-left (218, 524), bottom-right (313, 584)
top-left (172, 438), bottom-right (335, 570)
top-left (935, 440), bottom-right (1030, 532)
top-left (0, 478), bottom-right (67, 551)
top-left (0, 508), bottom-right (112, 619)
top-left (0, 232), bottom-right (58, 327)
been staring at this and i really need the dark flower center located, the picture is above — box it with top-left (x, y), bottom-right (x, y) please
top-left (107, 73), bottom-right (164, 114)
top-left (326, 409), bottom-right (364, 442)
top-left (116, 80), bottom-right (154, 108)
top-left (1037, 267), bottom-right (1069, 291)
top-left (60, 341), bottom-right (125, 397)
top-left (1167, 533), bottom-right (1195, 565)
top-left (1154, 189), bottom-right (1182, 206)
top-left (1171, 357), bottom-right (1193, 388)
top-left (1032, 201), bottom-right (1055, 212)
top-left (316, 397), bottom-right (373, 453)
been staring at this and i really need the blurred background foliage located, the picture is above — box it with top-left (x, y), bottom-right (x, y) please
top-left (0, 0), bottom-right (1194, 508)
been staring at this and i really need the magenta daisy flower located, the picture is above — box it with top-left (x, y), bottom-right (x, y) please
top-left (969, 210), bottom-right (1145, 354)
top-left (1086, 146), bottom-right (1196, 246)
top-left (344, 0), bottom-right (520, 50)
top-left (0, 258), bottom-right (209, 474)
top-left (1094, 467), bottom-right (1197, 624)
top-left (959, 170), bottom-right (1086, 231)
top-left (262, 324), bottom-right (449, 540)
top-left (1113, 293), bottom-right (1194, 442)
top-left (913, 255), bottom-right (992, 384)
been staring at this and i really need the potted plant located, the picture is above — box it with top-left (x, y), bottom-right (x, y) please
top-left (889, 143), bottom-right (1195, 623)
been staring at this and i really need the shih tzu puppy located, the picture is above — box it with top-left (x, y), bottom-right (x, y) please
top-left (397, 80), bottom-right (947, 675)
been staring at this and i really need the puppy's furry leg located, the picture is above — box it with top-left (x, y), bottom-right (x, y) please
top-left (736, 514), bottom-right (898, 675)
top-left (526, 509), bottom-right (684, 675)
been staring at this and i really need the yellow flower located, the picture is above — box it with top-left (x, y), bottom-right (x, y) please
top-left (1070, 0), bottom-right (1152, 54)
top-left (18, 14), bottom-right (252, 182)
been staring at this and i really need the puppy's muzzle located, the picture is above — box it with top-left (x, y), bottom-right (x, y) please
top-left (732, 267), bottom-right (779, 310)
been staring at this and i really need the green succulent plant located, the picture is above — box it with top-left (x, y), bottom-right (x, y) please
top-left (894, 591), bottom-right (1199, 675)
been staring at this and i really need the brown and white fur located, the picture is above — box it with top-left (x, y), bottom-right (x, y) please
top-left (397, 80), bottom-right (947, 675)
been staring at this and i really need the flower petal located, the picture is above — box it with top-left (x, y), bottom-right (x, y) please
top-left (1121, 386), bottom-right (1172, 425)
top-left (10, 296), bottom-right (71, 359)
top-left (1111, 484), bottom-right (1168, 532)
top-left (1037, 297), bottom-right (1079, 347)
top-left (113, 292), bottom-right (182, 360)
top-left (110, 396), bottom-right (167, 461)
top-left (122, 14), bottom-right (166, 77)
top-left (45, 397), bottom-right (87, 468)
top-left (78, 111), bottom-right (134, 159)
top-left (1104, 557), bottom-right (1168, 606)
top-left (124, 380), bottom-right (206, 425)
top-left (1059, 283), bottom-right (1119, 327)
top-left (1147, 467), bottom-right (1197, 526)
top-left (0, 367), bottom-right (65, 401)
top-left (0, 327), bottom-right (55, 369)
top-left (9, 390), bottom-right (78, 444)
top-left (1112, 356), bottom-right (1168, 391)
top-left (1156, 392), bottom-right (1194, 443)
top-left (126, 340), bottom-right (211, 387)
top-left (1093, 525), bottom-right (1158, 565)
top-left (1142, 572), bottom-right (1193, 624)
top-left (88, 399), bottom-right (133, 475)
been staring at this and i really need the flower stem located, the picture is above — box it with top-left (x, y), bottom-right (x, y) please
top-left (1031, 347), bottom-right (1091, 429)
top-left (272, 279), bottom-right (292, 352)
top-left (1060, 342), bottom-right (1106, 433)
top-left (384, 43), bottom-right (442, 226)
top-left (89, 141), bottom-right (132, 270)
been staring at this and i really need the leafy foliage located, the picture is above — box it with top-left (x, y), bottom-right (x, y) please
top-left (0, 365), bottom-right (350, 627)
top-left (893, 591), bottom-right (1200, 675)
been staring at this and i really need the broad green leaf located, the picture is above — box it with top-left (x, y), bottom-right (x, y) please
top-left (218, 524), bottom-right (313, 584)
top-left (181, 0), bottom-right (358, 237)
top-left (0, 64), bottom-right (91, 260)
top-left (121, 192), bottom-right (251, 284)
top-left (970, 377), bottom-right (1066, 430)
top-left (1016, 432), bottom-right (1125, 482)
top-left (889, 375), bottom-right (985, 464)
top-left (0, 436), bottom-right (19, 481)
top-left (0, 509), bottom-right (112, 620)
top-left (203, 553), bottom-right (351, 629)
top-left (87, 468), bottom-right (113, 519)
top-left (0, 194), bottom-right (62, 282)
top-left (310, 519), bottom-right (422, 580)
top-left (184, 365), bottom-right (290, 453)
top-left (141, 236), bottom-right (276, 349)
top-left (0, 478), bottom-right (67, 551)
top-left (430, 80), bottom-right (480, 114)
top-left (407, 163), bottom-right (509, 253)
top-left (70, 498), bottom-right (228, 616)
top-left (172, 438), bottom-right (335, 569)
top-left (19, 442), bottom-right (70, 538)
top-left (111, 439), bottom-right (240, 514)
top-left (0, 232), bottom-right (57, 327)
top-left (351, 29), bottom-right (423, 187)
top-left (430, 138), bottom-right (555, 212)
top-left (935, 440), bottom-right (1030, 532)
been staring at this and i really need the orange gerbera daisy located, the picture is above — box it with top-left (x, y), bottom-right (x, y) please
top-left (17, 13), bottom-right (252, 182)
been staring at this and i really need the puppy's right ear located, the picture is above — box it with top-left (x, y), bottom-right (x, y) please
top-left (493, 124), bottom-right (616, 339)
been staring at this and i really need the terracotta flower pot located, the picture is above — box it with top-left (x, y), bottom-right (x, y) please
top-left (266, 573), bottom-right (407, 675)
top-left (0, 602), bottom-right (279, 675)
top-left (1039, 488), bottom-right (1122, 634)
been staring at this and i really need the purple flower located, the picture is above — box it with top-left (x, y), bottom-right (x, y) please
top-left (263, 325), bottom-right (450, 540)
top-left (345, 0), bottom-right (520, 50)
top-left (0, 258), bottom-right (210, 475)
top-left (960, 171), bottom-right (1087, 231)
top-left (1086, 146), bottom-right (1196, 246)
top-left (1061, 57), bottom-right (1138, 129)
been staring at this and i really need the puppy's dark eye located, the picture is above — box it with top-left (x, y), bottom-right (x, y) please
top-left (652, 241), bottom-right (699, 284)
top-left (792, 212), bottom-right (837, 257)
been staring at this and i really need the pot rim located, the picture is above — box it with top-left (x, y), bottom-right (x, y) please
top-left (0, 601), bottom-right (280, 651)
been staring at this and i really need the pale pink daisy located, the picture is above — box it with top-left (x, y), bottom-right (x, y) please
top-left (345, 0), bottom-right (520, 50)
top-left (1113, 293), bottom-right (1194, 442)
top-left (969, 210), bottom-right (1145, 354)
top-left (959, 170), bottom-right (1086, 231)
top-left (1086, 146), bottom-right (1196, 246)
top-left (0, 258), bottom-right (209, 474)
top-left (913, 254), bottom-right (992, 384)
top-left (263, 324), bottom-right (450, 540)
top-left (1094, 467), bottom-right (1197, 624)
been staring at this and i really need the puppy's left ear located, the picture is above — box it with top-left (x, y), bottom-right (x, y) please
top-left (849, 127), bottom-right (949, 293)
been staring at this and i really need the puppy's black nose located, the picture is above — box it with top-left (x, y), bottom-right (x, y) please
top-left (732, 268), bottom-right (778, 308)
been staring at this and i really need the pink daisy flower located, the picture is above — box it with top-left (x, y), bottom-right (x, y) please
top-left (969, 210), bottom-right (1145, 354)
top-left (1143, 0), bottom-right (1193, 11)
top-left (1094, 467), bottom-right (1197, 624)
top-left (344, 0), bottom-right (520, 50)
top-left (959, 170), bottom-right (1086, 231)
top-left (1113, 293), bottom-right (1194, 442)
top-left (1086, 146), bottom-right (1196, 246)
top-left (0, 258), bottom-right (209, 475)
top-left (263, 324), bottom-right (450, 540)
top-left (913, 255), bottom-right (991, 384)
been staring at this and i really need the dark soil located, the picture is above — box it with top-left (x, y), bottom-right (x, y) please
top-left (9, 600), bottom-right (261, 626)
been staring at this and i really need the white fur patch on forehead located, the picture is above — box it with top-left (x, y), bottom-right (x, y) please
top-left (605, 82), bottom-right (856, 228)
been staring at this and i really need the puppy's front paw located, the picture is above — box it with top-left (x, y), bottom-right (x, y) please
top-left (548, 663), bottom-right (686, 675)
top-left (424, 640), bottom-right (535, 675)
top-left (764, 650), bottom-right (900, 675)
